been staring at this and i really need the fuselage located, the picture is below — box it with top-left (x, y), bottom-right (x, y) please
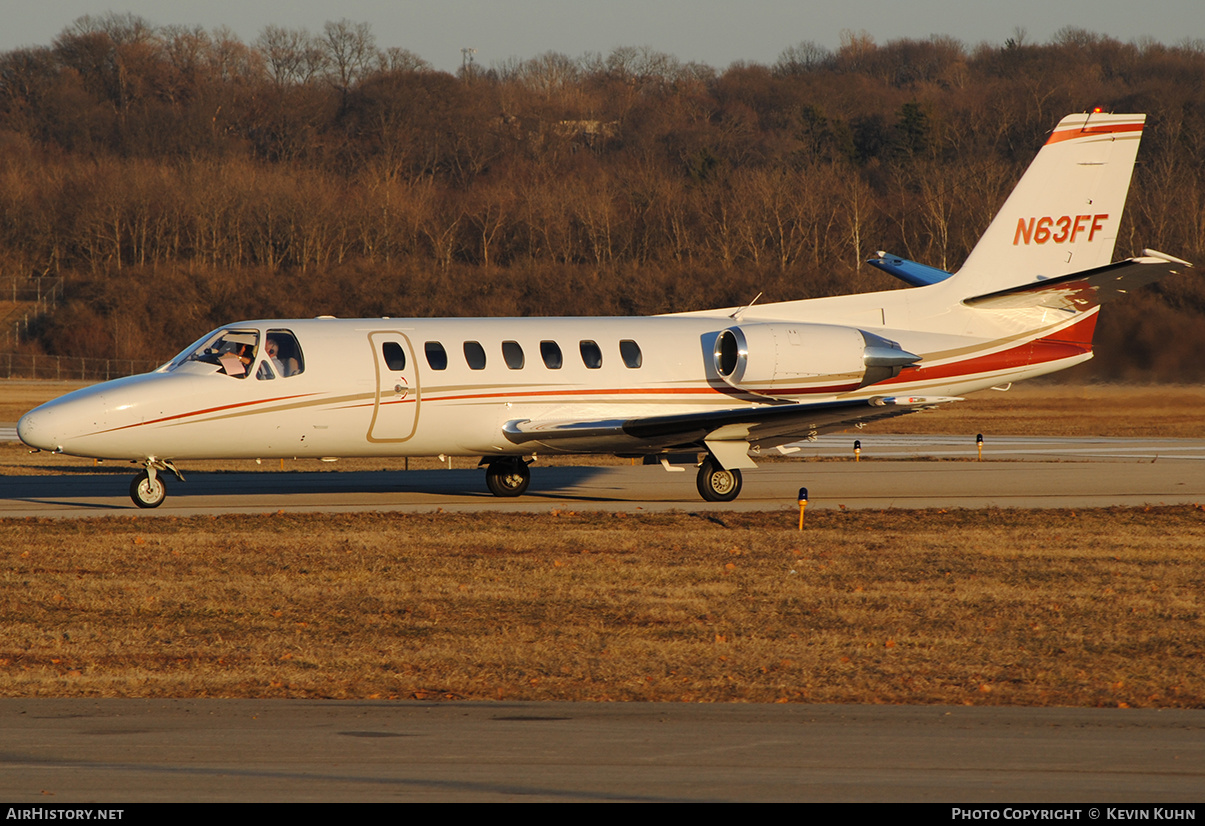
top-left (17, 282), bottom-right (1094, 464)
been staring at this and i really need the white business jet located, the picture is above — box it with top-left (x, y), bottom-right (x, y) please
top-left (17, 112), bottom-right (1193, 507)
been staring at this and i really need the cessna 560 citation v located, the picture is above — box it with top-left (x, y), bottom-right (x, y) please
top-left (17, 112), bottom-right (1194, 507)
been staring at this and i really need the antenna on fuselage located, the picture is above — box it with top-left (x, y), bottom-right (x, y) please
top-left (730, 292), bottom-right (763, 321)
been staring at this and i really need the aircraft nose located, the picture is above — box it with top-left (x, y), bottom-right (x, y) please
top-left (18, 387), bottom-right (113, 455)
top-left (16, 409), bottom-right (55, 451)
top-left (16, 394), bottom-right (101, 453)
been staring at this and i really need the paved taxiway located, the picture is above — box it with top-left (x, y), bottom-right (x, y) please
top-left (3, 434), bottom-right (1205, 516)
top-left (2, 700), bottom-right (1201, 802)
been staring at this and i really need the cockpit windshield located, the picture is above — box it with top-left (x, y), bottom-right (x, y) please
top-left (165, 327), bottom-right (306, 379)
top-left (167, 329), bottom-right (260, 378)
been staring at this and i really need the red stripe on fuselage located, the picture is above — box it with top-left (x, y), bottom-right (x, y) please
top-left (91, 392), bottom-right (319, 435)
top-left (879, 313), bottom-right (1098, 386)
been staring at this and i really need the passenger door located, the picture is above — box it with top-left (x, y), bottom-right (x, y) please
top-left (367, 331), bottom-right (420, 442)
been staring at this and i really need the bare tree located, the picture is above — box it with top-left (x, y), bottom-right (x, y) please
top-left (774, 41), bottom-right (832, 75)
top-left (256, 25), bottom-right (327, 86)
top-left (322, 19), bottom-right (377, 97)
top-left (379, 47), bottom-right (430, 74)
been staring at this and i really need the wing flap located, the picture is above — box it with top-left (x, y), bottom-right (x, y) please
top-left (502, 396), bottom-right (960, 455)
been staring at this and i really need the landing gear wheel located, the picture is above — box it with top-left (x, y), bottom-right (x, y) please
top-left (696, 458), bottom-right (742, 502)
top-left (485, 459), bottom-right (531, 497)
top-left (130, 470), bottom-right (166, 508)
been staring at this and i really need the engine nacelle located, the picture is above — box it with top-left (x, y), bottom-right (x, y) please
top-left (712, 322), bottom-right (919, 397)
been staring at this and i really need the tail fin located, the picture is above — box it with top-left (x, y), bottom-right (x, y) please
top-left (952, 112), bottom-right (1145, 298)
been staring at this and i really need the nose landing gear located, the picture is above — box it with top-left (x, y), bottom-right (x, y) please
top-left (129, 459), bottom-right (185, 508)
top-left (130, 470), bottom-right (166, 508)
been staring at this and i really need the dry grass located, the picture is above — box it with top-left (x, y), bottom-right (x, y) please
top-left (869, 383), bottom-right (1205, 438)
top-left (0, 381), bottom-right (90, 425)
top-left (2, 508), bottom-right (1202, 707)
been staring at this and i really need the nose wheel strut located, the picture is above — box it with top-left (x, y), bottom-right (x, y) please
top-left (129, 460), bottom-right (185, 509)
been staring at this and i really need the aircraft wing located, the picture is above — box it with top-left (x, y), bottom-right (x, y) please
top-left (867, 251), bottom-right (954, 287)
top-left (963, 250), bottom-right (1192, 311)
top-left (502, 395), bottom-right (958, 462)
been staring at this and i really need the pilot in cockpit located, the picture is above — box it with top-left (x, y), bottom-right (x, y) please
top-left (265, 334), bottom-right (300, 377)
top-left (213, 332), bottom-right (257, 377)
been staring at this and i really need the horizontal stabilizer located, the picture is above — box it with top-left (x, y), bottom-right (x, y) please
top-left (963, 251), bottom-right (1193, 311)
top-left (867, 252), bottom-right (954, 287)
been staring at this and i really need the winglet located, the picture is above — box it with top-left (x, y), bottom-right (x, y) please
top-left (867, 252), bottom-right (953, 287)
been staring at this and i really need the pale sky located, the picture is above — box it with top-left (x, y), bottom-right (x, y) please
top-left (1, 0), bottom-right (1201, 73)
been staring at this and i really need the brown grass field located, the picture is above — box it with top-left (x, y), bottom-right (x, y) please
top-left (2, 381), bottom-right (1204, 706)
top-left (1, 509), bottom-right (1202, 707)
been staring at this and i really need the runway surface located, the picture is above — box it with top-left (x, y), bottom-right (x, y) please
top-left (2, 700), bottom-right (1201, 802)
top-left (808, 433), bottom-right (1205, 461)
top-left (3, 435), bottom-right (1205, 517)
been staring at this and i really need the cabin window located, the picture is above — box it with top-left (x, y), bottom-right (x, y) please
top-left (502, 340), bottom-right (525, 369)
top-left (425, 341), bottom-right (448, 371)
top-left (540, 341), bottom-right (563, 369)
top-left (620, 339), bottom-right (642, 368)
top-left (266, 329), bottom-right (304, 377)
top-left (464, 341), bottom-right (487, 370)
top-left (579, 340), bottom-right (602, 369)
top-left (382, 342), bottom-right (406, 371)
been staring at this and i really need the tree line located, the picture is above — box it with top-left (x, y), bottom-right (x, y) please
top-left (2, 15), bottom-right (1204, 380)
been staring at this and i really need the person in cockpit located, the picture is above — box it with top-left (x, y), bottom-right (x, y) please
top-left (266, 334), bottom-right (300, 377)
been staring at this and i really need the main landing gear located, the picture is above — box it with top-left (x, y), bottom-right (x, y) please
top-left (696, 457), bottom-right (743, 502)
top-left (129, 459), bottom-right (185, 509)
top-left (484, 457), bottom-right (532, 497)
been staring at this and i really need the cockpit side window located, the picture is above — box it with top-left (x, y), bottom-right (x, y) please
top-left (266, 329), bottom-right (305, 377)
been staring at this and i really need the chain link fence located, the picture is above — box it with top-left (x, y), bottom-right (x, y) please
top-left (1, 277), bottom-right (64, 349)
top-left (0, 352), bottom-right (160, 381)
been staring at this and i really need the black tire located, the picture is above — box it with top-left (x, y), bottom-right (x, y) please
top-left (130, 470), bottom-right (166, 508)
top-left (696, 458), bottom-right (742, 502)
top-left (485, 460), bottom-right (530, 497)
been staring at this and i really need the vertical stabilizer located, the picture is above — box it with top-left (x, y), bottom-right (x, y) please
top-left (953, 112), bottom-right (1145, 298)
